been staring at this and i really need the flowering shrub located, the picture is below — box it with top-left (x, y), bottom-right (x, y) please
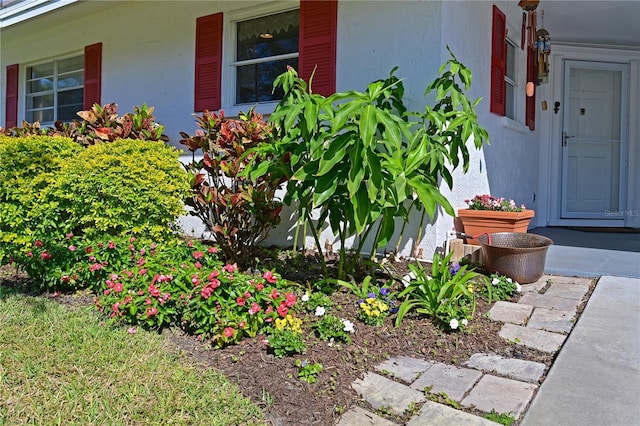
top-left (481, 273), bottom-right (521, 302)
top-left (395, 252), bottom-right (479, 331)
top-left (312, 314), bottom-right (354, 344)
top-left (465, 194), bottom-right (526, 212)
top-left (339, 275), bottom-right (396, 326)
top-left (269, 314), bottom-right (306, 358)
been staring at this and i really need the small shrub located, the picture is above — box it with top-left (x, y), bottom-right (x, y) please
top-left (269, 314), bottom-right (306, 357)
top-left (42, 138), bottom-right (189, 241)
top-left (338, 275), bottom-right (396, 326)
top-left (295, 359), bottom-right (323, 383)
top-left (481, 273), bottom-right (521, 302)
top-left (0, 136), bottom-right (81, 265)
top-left (179, 109), bottom-right (283, 266)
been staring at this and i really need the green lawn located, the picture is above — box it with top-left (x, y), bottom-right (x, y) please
top-left (0, 288), bottom-right (266, 425)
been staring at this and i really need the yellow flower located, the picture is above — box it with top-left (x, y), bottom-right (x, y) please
top-left (275, 318), bottom-right (286, 330)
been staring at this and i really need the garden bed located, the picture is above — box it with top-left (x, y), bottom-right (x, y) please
top-left (0, 253), bottom-right (572, 426)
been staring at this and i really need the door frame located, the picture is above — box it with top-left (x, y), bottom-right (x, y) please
top-left (540, 44), bottom-right (640, 228)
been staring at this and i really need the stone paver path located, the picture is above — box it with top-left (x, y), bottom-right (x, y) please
top-left (336, 274), bottom-right (594, 425)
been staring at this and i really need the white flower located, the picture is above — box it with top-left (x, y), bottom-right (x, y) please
top-left (301, 292), bottom-right (309, 302)
top-left (492, 278), bottom-right (500, 285)
top-left (515, 282), bottom-right (522, 293)
top-left (342, 319), bottom-right (355, 333)
top-left (401, 271), bottom-right (417, 287)
top-left (449, 318), bottom-right (459, 330)
top-left (461, 319), bottom-right (468, 327)
top-left (506, 278), bottom-right (513, 283)
top-left (315, 306), bottom-right (326, 316)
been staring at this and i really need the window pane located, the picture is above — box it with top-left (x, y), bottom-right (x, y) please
top-left (58, 88), bottom-right (84, 121)
top-left (506, 41), bottom-right (516, 79)
top-left (27, 108), bottom-right (54, 123)
top-left (28, 63), bottom-right (54, 80)
top-left (58, 55), bottom-right (83, 74)
top-left (237, 10), bottom-right (299, 61)
top-left (236, 58), bottom-right (297, 104)
top-left (505, 82), bottom-right (515, 119)
top-left (58, 71), bottom-right (84, 89)
top-left (27, 94), bottom-right (54, 110)
top-left (28, 78), bottom-right (53, 93)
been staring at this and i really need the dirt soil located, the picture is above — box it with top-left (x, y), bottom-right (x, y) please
top-left (0, 255), bottom-right (593, 426)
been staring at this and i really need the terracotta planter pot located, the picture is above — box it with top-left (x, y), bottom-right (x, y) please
top-left (457, 209), bottom-right (535, 245)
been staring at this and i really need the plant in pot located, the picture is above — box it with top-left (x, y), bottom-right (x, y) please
top-left (457, 194), bottom-right (534, 245)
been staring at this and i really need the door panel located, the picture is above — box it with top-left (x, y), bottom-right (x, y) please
top-left (561, 62), bottom-right (625, 219)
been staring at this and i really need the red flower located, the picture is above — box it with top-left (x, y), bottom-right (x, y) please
top-left (207, 246), bottom-right (218, 254)
top-left (114, 283), bottom-right (124, 293)
top-left (193, 251), bottom-right (204, 259)
top-left (284, 292), bottom-right (296, 308)
top-left (194, 261), bottom-right (202, 269)
top-left (85, 246), bottom-right (92, 254)
top-left (223, 327), bottom-right (235, 338)
top-left (236, 297), bottom-right (246, 306)
top-left (238, 321), bottom-right (246, 329)
top-left (40, 251), bottom-right (52, 260)
top-left (255, 282), bottom-right (264, 291)
top-left (208, 270), bottom-right (220, 280)
top-left (107, 241), bottom-right (116, 249)
top-left (270, 289), bottom-right (280, 299)
top-left (249, 302), bottom-right (261, 315)
top-left (201, 287), bottom-right (212, 299)
top-left (277, 303), bottom-right (288, 317)
top-left (35, 240), bottom-right (43, 247)
top-left (147, 307), bottom-right (158, 317)
top-left (223, 263), bottom-right (237, 273)
top-left (209, 278), bottom-right (220, 289)
top-left (26, 251), bottom-right (33, 257)
top-left (263, 271), bottom-right (277, 284)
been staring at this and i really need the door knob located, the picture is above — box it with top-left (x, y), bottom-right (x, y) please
top-left (563, 131), bottom-right (575, 146)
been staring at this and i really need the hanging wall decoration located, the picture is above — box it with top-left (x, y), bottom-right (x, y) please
top-left (536, 10), bottom-right (551, 83)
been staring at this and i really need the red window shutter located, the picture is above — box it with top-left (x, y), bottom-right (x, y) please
top-left (490, 5), bottom-right (506, 116)
top-left (195, 13), bottom-right (223, 112)
top-left (84, 43), bottom-right (102, 110)
top-left (5, 64), bottom-right (19, 128)
top-left (525, 47), bottom-right (536, 131)
top-left (300, 0), bottom-right (337, 97)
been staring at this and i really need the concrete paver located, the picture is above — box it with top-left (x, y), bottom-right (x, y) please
top-left (461, 374), bottom-right (537, 419)
top-left (351, 372), bottom-right (425, 416)
top-left (334, 406), bottom-right (398, 426)
top-left (374, 356), bottom-right (433, 384)
top-left (410, 363), bottom-right (482, 401)
top-left (463, 354), bottom-right (546, 383)
top-left (406, 400), bottom-right (498, 426)
top-left (526, 307), bottom-right (574, 333)
top-left (499, 323), bottom-right (567, 353)
top-left (517, 292), bottom-right (582, 311)
top-left (543, 282), bottom-right (590, 300)
top-left (487, 301), bottom-right (533, 325)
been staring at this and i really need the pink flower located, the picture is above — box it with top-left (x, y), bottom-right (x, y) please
top-left (127, 327), bottom-right (137, 334)
top-left (209, 278), bottom-right (220, 289)
top-left (201, 287), bottom-right (212, 299)
top-left (248, 302), bottom-right (261, 315)
top-left (85, 246), bottom-right (92, 254)
top-left (139, 248), bottom-right (146, 256)
top-left (110, 273), bottom-right (119, 280)
top-left (223, 327), bottom-right (235, 338)
top-left (194, 261), bottom-right (202, 269)
top-left (187, 240), bottom-right (194, 247)
top-left (208, 270), bottom-right (220, 280)
top-left (236, 297), bottom-right (246, 306)
top-left (193, 251), bottom-right (204, 259)
top-left (284, 292), bottom-right (296, 308)
top-left (270, 289), bottom-right (280, 299)
top-left (114, 283), bottom-right (124, 293)
top-left (40, 251), bottom-right (52, 260)
top-left (61, 275), bottom-right (70, 283)
top-left (263, 271), bottom-right (277, 284)
top-left (128, 244), bottom-right (135, 251)
top-left (104, 289), bottom-right (111, 296)
top-left (106, 280), bottom-right (115, 288)
top-left (26, 251), bottom-right (33, 257)
top-left (207, 246), bottom-right (218, 254)
top-left (150, 243), bottom-right (156, 249)
top-left (35, 240), bottom-right (43, 248)
top-left (137, 257), bottom-right (145, 266)
top-left (255, 282), bottom-right (264, 291)
top-left (124, 296), bottom-right (133, 304)
top-left (223, 263), bottom-right (237, 273)
top-left (89, 263), bottom-right (102, 272)
top-left (191, 276), bottom-right (201, 286)
top-left (145, 298), bottom-right (152, 305)
top-left (107, 241), bottom-right (116, 249)
top-left (147, 307), bottom-right (158, 317)
top-left (68, 245), bottom-right (77, 252)
top-left (66, 233), bottom-right (74, 240)
top-left (238, 321), bottom-right (246, 329)
top-left (277, 303), bottom-right (288, 317)
top-left (138, 268), bottom-right (148, 276)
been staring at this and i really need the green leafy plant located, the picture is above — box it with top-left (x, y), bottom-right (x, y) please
top-left (395, 252), bottom-right (479, 330)
top-left (338, 275), bottom-right (396, 326)
top-left (481, 273), bottom-right (521, 302)
top-left (179, 109), bottom-right (283, 266)
top-left (300, 291), bottom-right (333, 313)
top-left (246, 50), bottom-right (488, 281)
top-left (295, 359), bottom-right (323, 383)
top-left (312, 314), bottom-right (353, 344)
top-left (483, 410), bottom-right (516, 425)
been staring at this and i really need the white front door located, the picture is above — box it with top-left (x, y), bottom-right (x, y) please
top-left (561, 61), bottom-right (628, 220)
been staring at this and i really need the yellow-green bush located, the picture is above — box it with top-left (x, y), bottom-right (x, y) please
top-left (0, 136), bottom-right (81, 263)
top-left (45, 139), bottom-right (190, 240)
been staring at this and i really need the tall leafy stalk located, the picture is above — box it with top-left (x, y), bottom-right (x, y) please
top-left (247, 49), bottom-right (488, 282)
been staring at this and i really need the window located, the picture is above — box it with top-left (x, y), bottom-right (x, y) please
top-left (505, 38), bottom-right (517, 120)
top-left (26, 55), bottom-right (84, 124)
top-left (234, 9), bottom-right (299, 105)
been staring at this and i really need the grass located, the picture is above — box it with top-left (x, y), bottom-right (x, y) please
top-left (0, 287), bottom-right (266, 425)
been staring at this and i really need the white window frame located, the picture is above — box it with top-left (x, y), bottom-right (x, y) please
top-left (222, 1), bottom-right (298, 117)
top-left (25, 53), bottom-right (84, 125)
